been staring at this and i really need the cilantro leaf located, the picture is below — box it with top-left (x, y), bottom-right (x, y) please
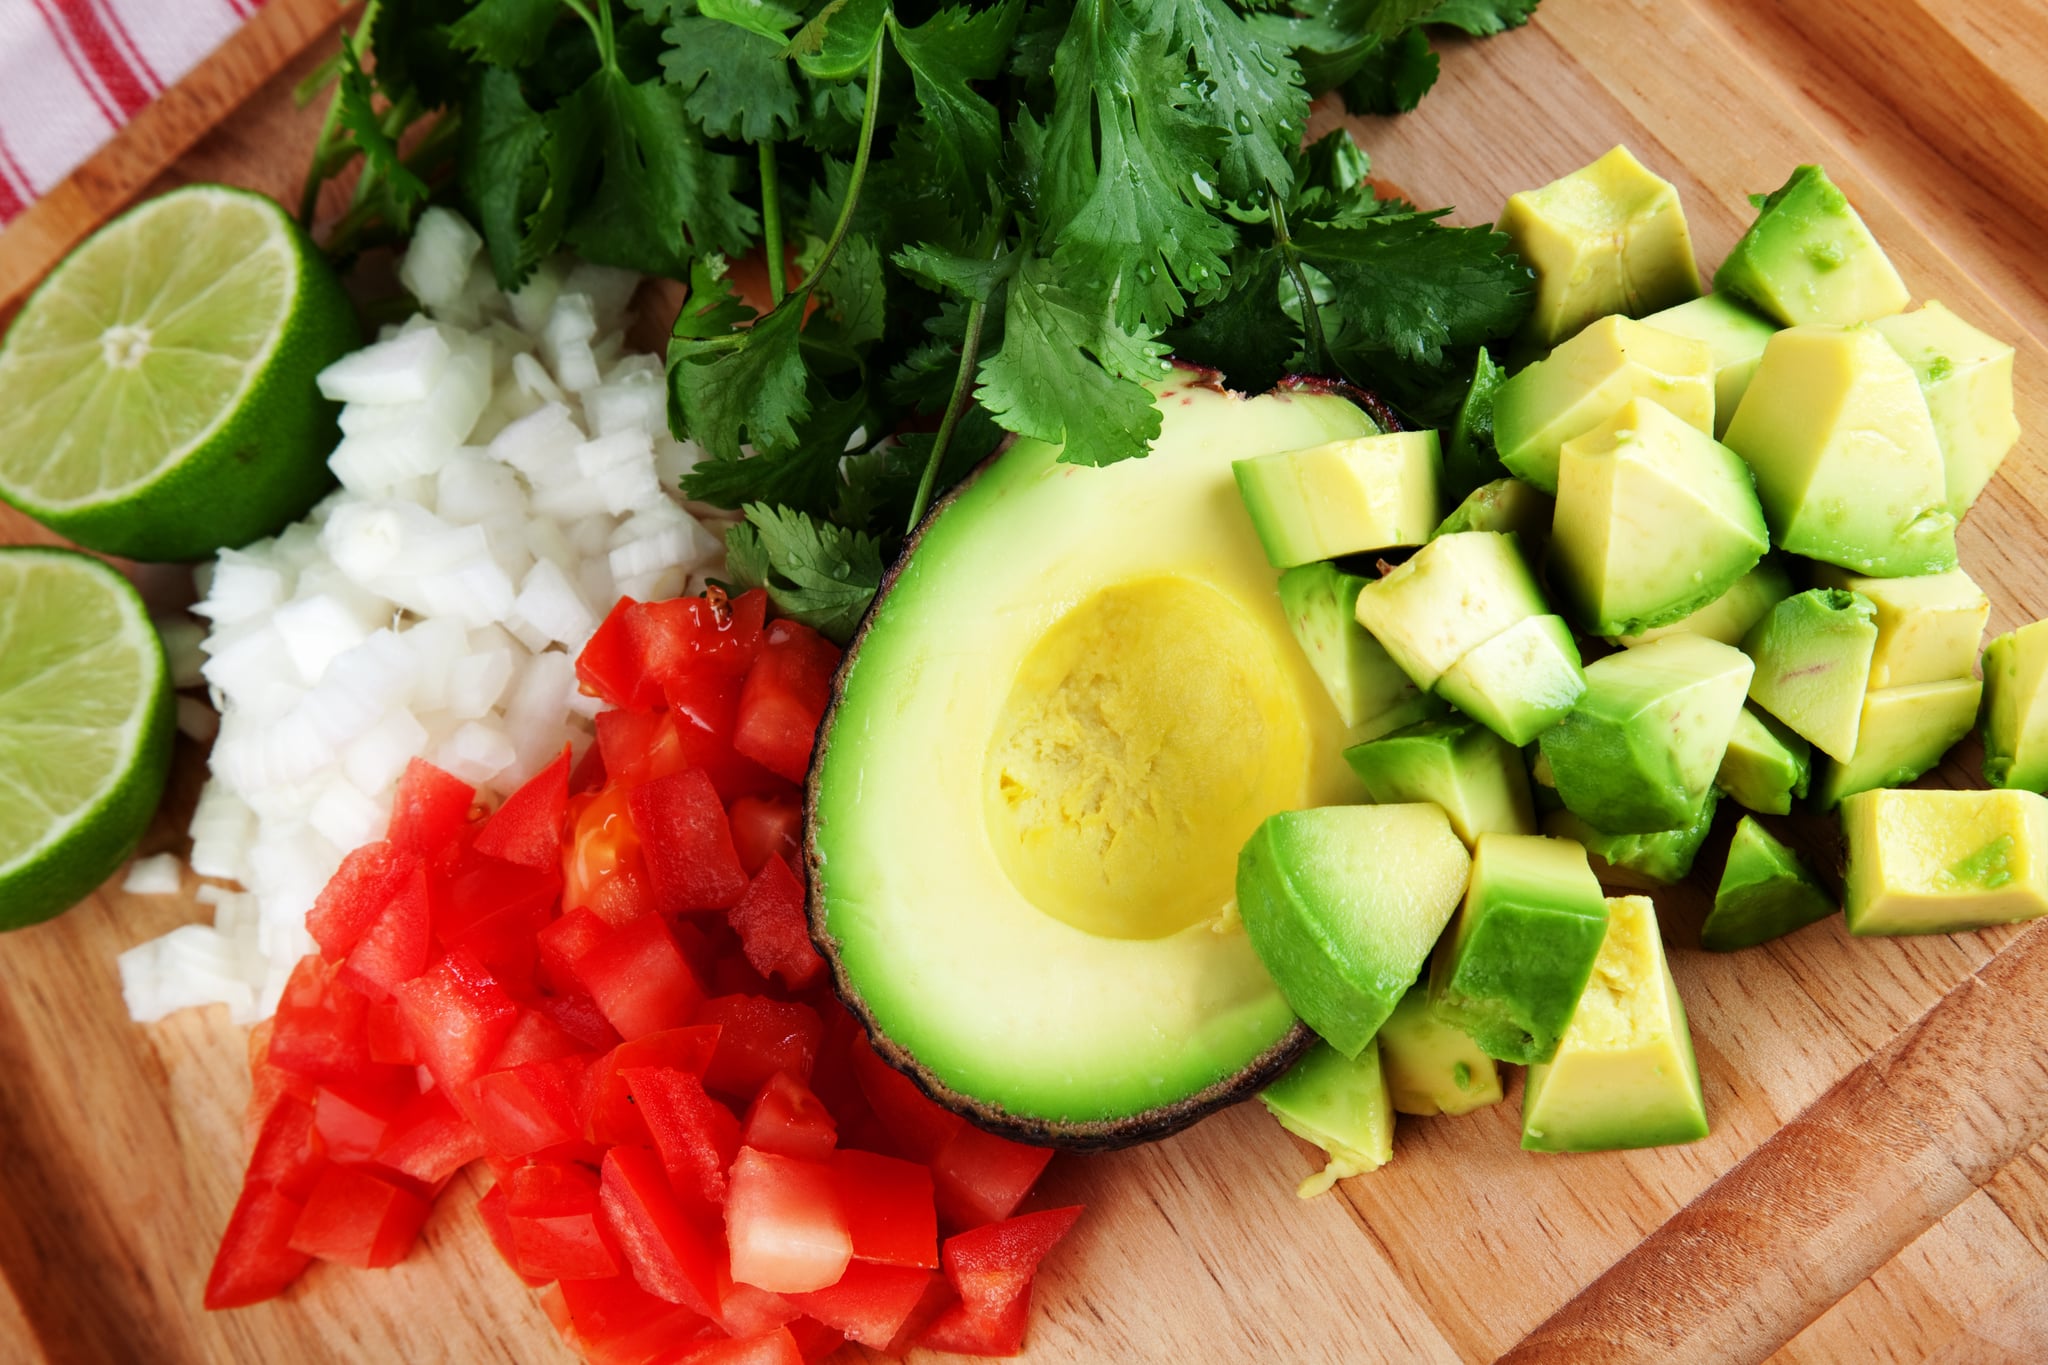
top-left (893, 241), bottom-right (1018, 302)
top-left (682, 391), bottom-right (869, 513)
top-left (803, 232), bottom-right (888, 373)
top-left (661, 16), bottom-right (802, 142)
top-left (699, 0), bottom-right (804, 40)
top-left (1264, 0), bottom-right (1442, 93)
top-left (1163, 251), bottom-right (1298, 394)
top-left (458, 66), bottom-right (549, 289)
top-left (1291, 213), bottom-right (1532, 364)
top-left (887, 2), bottom-right (1023, 229)
top-left (1343, 26), bottom-right (1439, 113)
top-left (1443, 344), bottom-right (1506, 498)
top-left (445, 0), bottom-right (561, 67)
top-left (724, 503), bottom-right (884, 643)
top-left (790, 0), bottom-right (888, 80)
top-left (1426, 0), bottom-right (1542, 36)
top-left (1159, 0), bottom-right (1307, 206)
top-left (670, 298), bottom-right (810, 461)
top-left (1290, 128), bottom-right (1386, 225)
top-left (336, 38), bottom-right (429, 219)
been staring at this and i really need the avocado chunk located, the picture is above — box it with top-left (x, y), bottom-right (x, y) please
top-left (1428, 833), bottom-right (1610, 1065)
top-left (1810, 677), bottom-right (1982, 809)
top-left (1233, 432), bottom-right (1441, 569)
top-left (1521, 895), bottom-right (1710, 1152)
top-left (1352, 531), bottom-right (1549, 692)
top-left (1494, 315), bottom-right (1716, 493)
top-left (1444, 348), bottom-right (1509, 501)
top-left (812, 374), bottom-right (1388, 1146)
top-left (1701, 816), bottom-right (1837, 951)
top-left (1539, 635), bottom-right (1754, 834)
top-left (1344, 716), bottom-right (1537, 848)
top-left (1549, 397), bottom-right (1769, 637)
top-left (1873, 302), bottom-right (2020, 518)
top-left (1435, 476), bottom-right (1552, 544)
top-left (1617, 558), bottom-right (1794, 650)
top-left (1499, 146), bottom-right (1704, 348)
top-left (1714, 164), bottom-right (1910, 327)
top-left (1811, 565), bottom-right (1988, 689)
top-left (1278, 562), bottom-right (1444, 741)
top-left (1543, 790), bottom-right (1719, 889)
top-left (1742, 589), bottom-right (1879, 762)
top-left (1237, 804), bottom-right (1472, 1058)
top-left (1378, 984), bottom-right (1503, 1117)
top-left (1983, 621), bottom-right (2048, 791)
top-left (1261, 1038), bottom-right (1394, 1198)
top-left (1843, 789), bottom-right (2048, 935)
top-left (1641, 293), bottom-right (1780, 437)
top-left (1433, 613), bottom-right (1587, 746)
top-left (1722, 325), bottom-right (1956, 577)
top-left (1715, 705), bottom-right (1812, 815)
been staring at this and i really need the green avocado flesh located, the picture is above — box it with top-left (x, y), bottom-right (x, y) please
top-left (1742, 589), bottom-right (1878, 763)
top-left (1344, 716), bottom-right (1536, 848)
top-left (1702, 816), bottom-right (1837, 951)
top-left (1378, 983), bottom-right (1502, 1117)
top-left (1984, 622), bottom-right (2048, 792)
top-left (1543, 789), bottom-right (1719, 890)
top-left (1278, 562), bottom-right (1443, 741)
top-left (810, 376), bottom-right (1376, 1142)
top-left (1714, 164), bottom-right (1909, 328)
top-left (1716, 706), bottom-right (1811, 816)
top-left (1262, 1038), bottom-right (1394, 1197)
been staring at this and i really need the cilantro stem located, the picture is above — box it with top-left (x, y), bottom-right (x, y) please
top-left (806, 38), bottom-right (886, 295)
top-left (759, 143), bottom-right (787, 305)
top-left (1269, 183), bottom-right (1331, 377)
top-left (297, 0), bottom-right (379, 227)
top-left (562, 0), bottom-right (613, 68)
top-left (907, 294), bottom-right (988, 534)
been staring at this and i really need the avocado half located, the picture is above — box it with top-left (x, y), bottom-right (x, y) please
top-left (805, 368), bottom-right (1388, 1150)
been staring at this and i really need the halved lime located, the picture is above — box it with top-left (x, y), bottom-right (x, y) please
top-left (0, 184), bottom-right (358, 562)
top-left (0, 548), bottom-right (173, 929)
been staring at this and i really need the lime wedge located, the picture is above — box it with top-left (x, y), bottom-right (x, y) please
top-left (0, 548), bottom-right (173, 930)
top-left (0, 184), bottom-right (358, 562)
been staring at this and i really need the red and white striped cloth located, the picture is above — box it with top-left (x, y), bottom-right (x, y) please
top-left (0, 0), bottom-right (265, 226)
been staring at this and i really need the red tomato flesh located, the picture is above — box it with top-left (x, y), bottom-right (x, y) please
top-left (725, 1148), bottom-right (851, 1295)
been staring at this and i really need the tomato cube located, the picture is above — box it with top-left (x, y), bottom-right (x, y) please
top-left (538, 990), bottom-right (623, 1055)
top-left (557, 1274), bottom-right (718, 1365)
top-left (629, 769), bottom-right (751, 913)
top-left (741, 1072), bottom-right (836, 1164)
top-left (621, 1065), bottom-right (740, 1209)
top-left (307, 841), bottom-right (415, 961)
top-left (268, 955), bottom-right (378, 1085)
top-left (788, 1261), bottom-right (938, 1348)
top-left (663, 666), bottom-right (787, 804)
top-left (599, 1146), bottom-right (730, 1318)
top-left (491, 1007), bottom-right (591, 1071)
top-left (205, 1186), bottom-right (313, 1309)
top-left (245, 1018), bottom-right (317, 1137)
top-left (829, 1149), bottom-right (938, 1269)
top-left (716, 1282), bottom-right (802, 1338)
top-left (578, 597), bottom-right (663, 711)
top-left (700, 996), bottom-right (822, 1102)
top-left (394, 950), bottom-right (523, 1091)
top-left (244, 1093), bottom-right (328, 1202)
top-left (287, 1165), bottom-right (432, 1269)
top-left (727, 794), bottom-right (802, 878)
top-left (366, 997), bottom-right (419, 1066)
top-left (390, 758), bottom-right (476, 855)
top-left (584, 1026), bottom-right (724, 1146)
top-left (596, 708), bottom-right (692, 789)
top-left (782, 1317), bottom-right (846, 1363)
top-left (538, 906), bottom-right (613, 991)
top-left (848, 1032), bottom-right (962, 1162)
top-left (919, 1205), bottom-right (1084, 1357)
top-left (341, 862), bottom-right (433, 1000)
top-left (434, 852), bottom-right (562, 948)
top-left (313, 1070), bottom-right (417, 1165)
top-left (474, 745), bottom-right (572, 869)
top-left (566, 787), bottom-right (655, 926)
top-left (480, 1183), bottom-right (551, 1288)
top-left (931, 1125), bottom-right (1056, 1232)
top-left (577, 915), bottom-right (705, 1040)
top-left (508, 1163), bottom-right (620, 1282)
top-left (725, 1147), bottom-right (851, 1294)
top-left (471, 1054), bottom-right (593, 1161)
top-left (665, 1326), bottom-right (804, 1365)
top-left (726, 856), bottom-right (822, 991)
top-left (373, 1087), bottom-right (486, 1187)
top-left (733, 620), bottom-right (839, 782)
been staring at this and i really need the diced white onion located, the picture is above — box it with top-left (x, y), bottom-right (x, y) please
top-left (122, 853), bottom-right (185, 896)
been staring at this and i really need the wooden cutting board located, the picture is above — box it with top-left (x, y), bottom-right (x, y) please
top-left (4, 0), bottom-right (2048, 1360)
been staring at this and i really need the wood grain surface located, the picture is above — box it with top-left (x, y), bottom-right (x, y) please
top-left (3, 0), bottom-right (2047, 1362)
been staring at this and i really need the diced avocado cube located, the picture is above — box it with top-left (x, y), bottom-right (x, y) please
top-left (1378, 983), bottom-right (1503, 1117)
top-left (1983, 621), bottom-right (2048, 791)
top-left (1262, 1038), bottom-right (1394, 1197)
top-left (1233, 432), bottom-right (1442, 568)
top-left (1494, 315), bottom-right (1716, 493)
top-left (1742, 589), bottom-right (1879, 762)
top-left (1499, 146), bottom-right (1704, 348)
top-left (1236, 804), bottom-right (1472, 1058)
top-left (1444, 347), bottom-right (1509, 501)
top-left (1714, 164), bottom-right (1910, 328)
top-left (1641, 293), bottom-right (1780, 438)
top-left (1521, 894), bottom-right (1709, 1152)
top-left (1435, 476), bottom-right (1552, 544)
top-left (1550, 397), bottom-right (1769, 638)
top-left (1716, 706), bottom-right (1812, 816)
top-left (1872, 302), bottom-right (2020, 519)
top-left (1539, 635), bottom-right (1754, 834)
top-left (1344, 716), bottom-right (1537, 848)
top-left (1702, 817), bottom-right (1837, 951)
top-left (1278, 562), bottom-right (1445, 739)
top-left (1428, 833), bottom-right (1610, 1065)
top-left (1618, 558), bottom-right (1794, 650)
top-left (1811, 565), bottom-right (1988, 689)
top-left (1353, 532), bottom-right (1548, 692)
top-left (1433, 613), bottom-right (1587, 747)
top-left (1810, 678), bottom-right (1982, 809)
top-left (1543, 789), bottom-right (1719, 889)
top-left (1842, 789), bottom-right (2048, 935)
top-left (1723, 325), bottom-right (1956, 577)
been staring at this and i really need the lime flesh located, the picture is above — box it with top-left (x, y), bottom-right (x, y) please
top-left (0, 548), bottom-right (173, 929)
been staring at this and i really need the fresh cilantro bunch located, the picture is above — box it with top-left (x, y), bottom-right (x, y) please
top-left (302, 0), bottom-right (1540, 639)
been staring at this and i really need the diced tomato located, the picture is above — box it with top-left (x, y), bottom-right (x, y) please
top-left (664, 1326), bottom-right (804, 1365)
top-left (848, 1032), bottom-right (962, 1163)
top-left (716, 1283), bottom-right (801, 1338)
top-left (806, 1003), bottom-right (886, 1153)
top-left (507, 1160), bottom-right (599, 1217)
top-left (663, 666), bottom-right (786, 803)
top-left (471, 1054), bottom-right (594, 1161)
top-left (725, 857), bottom-right (822, 991)
top-left (598, 1146), bottom-right (730, 1318)
top-left (245, 1018), bottom-right (317, 1137)
top-left (313, 1070), bottom-right (417, 1165)
top-left (390, 758), bottom-right (477, 856)
top-left (596, 707), bottom-right (692, 788)
top-left (394, 950), bottom-right (522, 1091)
top-left (366, 997), bottom-right (419, 1066)
top-left (584, 1026), bottom-right (724, 1146)
top-left (480, 1183), bottom-right (551, 1288)
top-left (341, 862), bottom-right (433, 1000)
top-left (782, 1317), bottom-right (845, 1363)
top-left (578, 597), bottom-right (663, 711)
top-left (306, 841), bottom-right (415, 962)
top-left (287, 1165), bottom-right (432, 1269)
top-left (732, 621), bottom-right (839, 783)
top-left (640, 589), bottom-right (768, 685)
top-left (931, 1125), bottom-right (1057, 1232)
top-left (566, 786), bottom-right (654, 925)
top-left (557, 1275), bottom-right (718, 1365)
top-left (539, 989), bottom-right (624, 1055)
top-left (739, 1072), bottom-right (836, 1165)
top-left (918, 1206), bottom-right (1083, 1357)
top-left (725, 1147), bottom-right (851, 1294)
top-left (919, 1291), bottom-right (1029, 1358)
top-left (245, 1093), bottom-right (328, 1202)
top-left (373, 1087), bottom-right (486, 1187)
top-left (578, 914), bottom-right (705, 1041)
top-left (268, 955), bottom-right (377, 1085)
top-left (629, 770), bottom-right (750, 913)
top-left (788, 1261), bottom-right (938, 1348)
top-left (538, 906), bottom-right (614, 991)
top-left (434, 852), bottom-right (562, 948)
top-left (491, 1007), bottom-right (590, 1071)
top-left (727, 794), bottom-right (802, 878)
top-left (621, 1065), bottom-right (739, 1208)
top-left (474, 745), bottom-right (572, 869)
top-left (204, 1186), bottom-right (312, 1309)
top-left (828, 1149), bottom-right (938, 1269)
top-left (700, 996), bottom-right (822, 1102)
top-left (507, 1162), bottom-right (620, 1282)
top-left (570, 739), bottom-right (608, 795)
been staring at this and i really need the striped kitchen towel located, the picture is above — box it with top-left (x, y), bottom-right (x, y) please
top-left (0, 0), bottom-right (264, 226)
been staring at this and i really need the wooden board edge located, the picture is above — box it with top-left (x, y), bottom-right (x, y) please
top-left (0, 0), bottom-right (354, 319)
